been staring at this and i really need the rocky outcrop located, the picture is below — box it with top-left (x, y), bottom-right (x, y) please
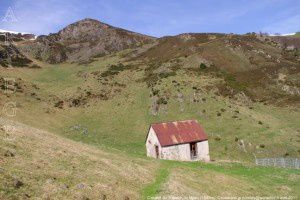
top-left (20, 35), bottom-right (67, 64)
top-left (0, 44), bottom-right (33, 67)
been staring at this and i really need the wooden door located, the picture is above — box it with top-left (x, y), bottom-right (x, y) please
top-left (190, 142), bottom-right (197, 158)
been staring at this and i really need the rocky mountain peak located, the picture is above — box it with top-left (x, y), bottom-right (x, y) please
top-left (58, 18), bottom-right (111, 40)
top-left (20, 18), bottom-right (156, 63)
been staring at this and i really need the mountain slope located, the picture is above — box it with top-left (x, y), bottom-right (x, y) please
top-left (0, 51), bottom-right (299, 162)
top-left (0, 44), bottom-right (33, 68)
top-left (20, 18), bottom-right (156, 64)
top-left (0, 32), bottom-right (38, 68)
top-left (129, 33), bottom-right (300, 104)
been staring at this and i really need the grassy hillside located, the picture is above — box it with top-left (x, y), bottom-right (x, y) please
top-left (0, 118), bottom-right (158, 199)
top-left (0, 51), bottom-right (299, 162)
top-left (0, 33), bottom-right (299, 199)
top-left (1, 118), bottom-right (299, 199)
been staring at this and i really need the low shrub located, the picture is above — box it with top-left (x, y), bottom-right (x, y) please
top-left (199, 63), bottom-right (207, 70)
top-left (215, 135), bottom-right (221, 141)
top-left (101, 63), bottom-right (128, 77)
top-left (157, 97), bottom-right (168, 105)
top-left (259, 144), bottom-right (265, 148)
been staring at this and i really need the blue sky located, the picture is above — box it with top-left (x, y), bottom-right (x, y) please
top-left (0, 0), bottom-right (299, 37)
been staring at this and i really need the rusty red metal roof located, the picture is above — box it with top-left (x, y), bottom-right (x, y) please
top-left (151, 119), bottom-right (208, 147)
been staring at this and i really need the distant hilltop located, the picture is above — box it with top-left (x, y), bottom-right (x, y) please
top-left (0, 29), bottom-right (36, 40)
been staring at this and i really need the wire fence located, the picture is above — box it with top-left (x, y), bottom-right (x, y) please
top-left (255, 158), bottom-right (300, 169)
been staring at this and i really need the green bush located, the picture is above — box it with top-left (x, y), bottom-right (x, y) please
top-left (157, 97), bottom-right (168, 105)
top-left (101, 63), bottom-right (127, 77)
top-left (200, 63), bottom-right (207, 70)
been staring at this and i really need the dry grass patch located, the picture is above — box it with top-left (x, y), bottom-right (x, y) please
top-left (0, 118), bottom-right (158, 199)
